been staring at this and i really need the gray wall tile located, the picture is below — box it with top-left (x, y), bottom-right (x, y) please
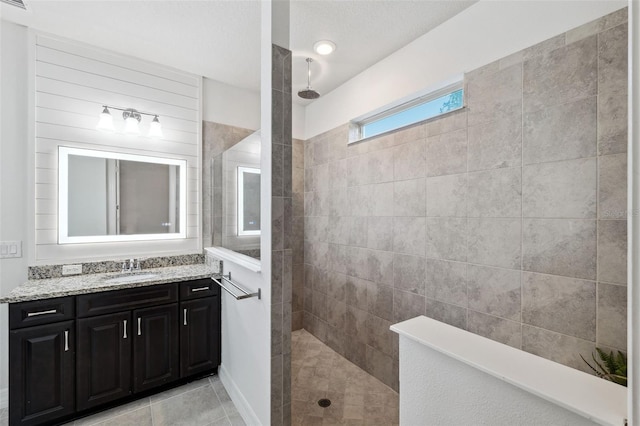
top-left (393, 139), bottom-right (426, 181)
top-left (467, 64), bottom-right (522, 126)
top-left (522, 325), bottom-right (595, 374)
top-left (598, 90), bottom-right (628, 155)
top-left (468, 115), bottom-right (522, 172)
top-left (425, 259), bottom-right (467, 307)
top-left (367, 282), bottom-right (393, 321)
top-left (522, 272), bottom-right (596, 341)
top-left (597, 283), bottom-right (627, 350)
top-left (425, 129), bottom-right (467, 177)
top-left (393, 288), bottom-right (426, 323)
top-left (523, 96), bottom-right (597, 164)
top-left (467, 265), bottom-right (521, 321)
top-left (425, 299), bottom-right (467, 330)
top-left (467, 167), bottom-right (521, 217)
top-left (467, 311), bottom-right (522, 348)
top-left (523, 219), bottom-right (596, 280)
top-left (394, 178), bottom-right (426, 217)
top-left (598, 153), bottom-right (627, 219)
top-left (523, 36), bottom-right (597, 113)
top-left (467, 218), bottom-right (521, 269)
top-left (522, 158), bottom-right (597, 218)
top-left (392, 253), bottom-right (426, 295)
top-left (367, 217), bottom-right (394, 251)
top-left (598, 23), bottom-right (627, 94)
top-left (426, 217), bottom-right (467, 262)
top-left (393, 216), bottom-right (426, 256)
top-left (598, 220), bottom-right (627, 285)
top-left (426, 174), bottom-right (467, 217)
top-left (368, 249), bottom-right (394, 286)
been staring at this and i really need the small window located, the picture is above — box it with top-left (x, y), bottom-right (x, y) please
top-left (353, 85), bottom-right (464, 142)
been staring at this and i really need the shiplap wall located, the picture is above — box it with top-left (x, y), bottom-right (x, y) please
top-left (34, 34), bottom-right (202, 264)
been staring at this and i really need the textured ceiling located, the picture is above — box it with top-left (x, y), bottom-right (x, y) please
top-left (3, 0), bottom-right (476, 103)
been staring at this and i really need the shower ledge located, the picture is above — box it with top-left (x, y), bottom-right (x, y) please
top-left (205, 247), bottom-right (261, 273)
top-left (391, 316), bottom-right (627, 426)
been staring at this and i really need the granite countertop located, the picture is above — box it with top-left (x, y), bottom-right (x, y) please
top-left (0, 264), bottom-right (217, 304)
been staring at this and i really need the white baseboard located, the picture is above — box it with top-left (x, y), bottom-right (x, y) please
top-left (0, 387), bottom-right (7, 409)
top-left (218, 364), bottom-right (261, 426)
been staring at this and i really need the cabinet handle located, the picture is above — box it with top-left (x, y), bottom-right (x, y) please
top-left (183, 309), bottom-right (188, 326)
top-left (64, 330), bottom-right (69, 351)
top-left (27, 309), bottom-right (57, 317)
top-left (123, 320), bottom-right (128, 339)
top-left (191, 286), bottom-right (209, 292)
top-left (137, 317), bottom-right (142, 336)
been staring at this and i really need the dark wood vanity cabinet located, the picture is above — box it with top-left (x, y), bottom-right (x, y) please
top-left (9, 321), bottom-right (75, 426)
top-left (9, 278), bottom-right (221, 426)
top-left (133, 304), bottom-right (180, 392)
top-left (76, 312), bottom-right (132, 411)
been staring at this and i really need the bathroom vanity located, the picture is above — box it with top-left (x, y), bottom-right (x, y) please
top-left (2, 265), bottom-right (221, 426)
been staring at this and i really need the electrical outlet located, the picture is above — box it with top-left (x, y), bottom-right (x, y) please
top-left (62, 264), bottom-right (82, 276)
top-left (0, 241), bottom-right (22, 258)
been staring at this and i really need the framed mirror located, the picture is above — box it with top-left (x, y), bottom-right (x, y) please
top-left (58, 147), bottom-right (187, 244)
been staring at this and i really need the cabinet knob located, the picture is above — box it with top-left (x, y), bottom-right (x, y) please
top-left (64, 330), bottom-right (69, 352)
top-left (183, 309), bottom-right (188, 326)
top-left (123, 320), bottom-right (128, 339)
top-left (137, 317), bottom-right (142, 336)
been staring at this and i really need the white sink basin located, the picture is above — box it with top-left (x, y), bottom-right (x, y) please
top-left (103, 273), bottom-right (159, 284)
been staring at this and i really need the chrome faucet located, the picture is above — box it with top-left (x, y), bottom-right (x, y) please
top-left (121, 258), bottom-right (141, 273)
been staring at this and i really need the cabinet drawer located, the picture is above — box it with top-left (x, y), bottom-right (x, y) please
top-left (179, 278), bottom-right (219, 300)
top-left (9, 297), bottom-right (75, 329)
top-left (77, 284), bottom-right (178, 318)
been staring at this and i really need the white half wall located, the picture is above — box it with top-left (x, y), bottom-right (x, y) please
top-left (304, 0), bottom-right (627, 139)
top-left (0, 19), bottom-right (30, 401)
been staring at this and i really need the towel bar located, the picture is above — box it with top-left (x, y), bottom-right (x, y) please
top-left (212, 272), bottom-right (261, 300)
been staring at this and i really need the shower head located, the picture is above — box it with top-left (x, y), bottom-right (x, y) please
top-left (298, 58), bottom-right (320, 100)
top-left (298, 89), bottom-right (320, 100)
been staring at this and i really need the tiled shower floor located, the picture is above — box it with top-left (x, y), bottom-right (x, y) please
top-left (292, 330), bottom-right (399, 425)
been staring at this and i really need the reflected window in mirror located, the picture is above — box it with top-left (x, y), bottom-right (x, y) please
top-left (58, 147), bottom-right (187, 244)
top-left (237, 167), bottom-right (261, 236)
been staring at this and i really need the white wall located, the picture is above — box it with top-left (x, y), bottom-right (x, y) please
top-left (304, 0), bottom-right (627, 139)
top-left (0, 20), bottom-right (30, 405)
top-left (629, 1), bottom-right (638, 424)
top-left (33, 34), bottom-right (202, 264)
top-left (202, 77), bottom-right (306, 140)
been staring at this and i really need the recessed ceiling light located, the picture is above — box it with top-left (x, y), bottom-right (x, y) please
top-left (313, 40), bottom-right (336, 56)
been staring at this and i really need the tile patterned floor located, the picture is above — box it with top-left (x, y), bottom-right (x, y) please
top-left (292, 330), bottom-right (399, 425)
top-left (51, 374), bottom-right (245, 426)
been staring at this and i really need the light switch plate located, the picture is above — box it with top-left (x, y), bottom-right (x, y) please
top-left (0, 241), bottom-right (22, 259)
top-left (62, 264), bottom-right (82, 275)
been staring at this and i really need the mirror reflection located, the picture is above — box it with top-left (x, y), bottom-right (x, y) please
top-left (59, 147), bottom-right (187, 243)
top-left (212, 131), bottom-right (261, 259)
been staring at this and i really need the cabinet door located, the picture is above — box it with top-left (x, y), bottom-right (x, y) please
top-left (133, 304), bottom-right (179, 392)
top-left (180, 297), bottom-right (220, 377)
top-left (9, 321), bottom-right (75, 426)
top-left (77, 312), bottom-right (132, 411)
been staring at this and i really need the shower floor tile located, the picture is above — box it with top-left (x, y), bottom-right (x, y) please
top-left (292, 330), bottom-right (399, 426)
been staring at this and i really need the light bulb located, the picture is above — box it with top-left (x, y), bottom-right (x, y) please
top-left (123, 109), bottom-right (141, 135)
top-left (96, 106), bottom-right (115, 132)
top-left (313, 40), bottom-right (336, 55)
top-left (148, 115), bottom-right (163, 138)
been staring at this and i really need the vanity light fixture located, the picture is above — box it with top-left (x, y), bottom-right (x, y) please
top-left (313, 40), bottom-right (336, 55)
top-left (96, 105), bottom-right (163, 138)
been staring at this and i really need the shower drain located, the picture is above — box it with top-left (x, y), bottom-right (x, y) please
top-left (317, 398), bottom-right (331, 408)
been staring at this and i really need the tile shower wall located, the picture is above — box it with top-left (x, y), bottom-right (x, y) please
top-left (271, 44), bottom-right (293, 426)
top-left (292, 138), bottom-right (305, 331)
top-left (302, 8), bottom-right (628, 390)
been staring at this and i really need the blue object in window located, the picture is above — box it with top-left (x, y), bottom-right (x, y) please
top-left (362, 88), bottom-right (464, 139)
